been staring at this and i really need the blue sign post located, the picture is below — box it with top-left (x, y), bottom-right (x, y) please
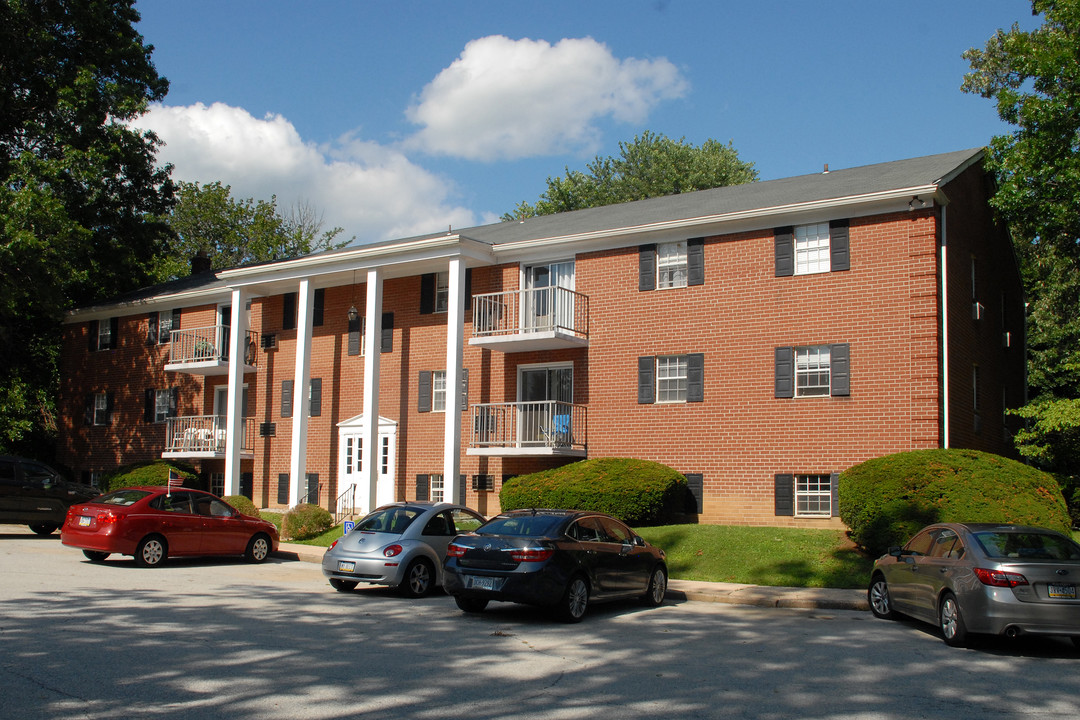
top-left (343, 521), bottom-right (355, 535)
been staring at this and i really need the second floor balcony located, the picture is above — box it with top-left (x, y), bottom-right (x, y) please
top-left (467, 401), bottom-right (587, 457)
top-left (469, 286), bottom-right (589, 353)
top-left (161, 415), bottom-right (255, 460)
top-left (165, 325), bottom-right (258, 376)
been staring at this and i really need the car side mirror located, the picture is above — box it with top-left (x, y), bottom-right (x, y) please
top-left (632, 536), bottom-right (646, 547)
top-left (888, 546), bottom-right (903, 557)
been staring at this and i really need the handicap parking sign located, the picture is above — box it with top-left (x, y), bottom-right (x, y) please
top-left (343, 521), bottom-right (355, 534)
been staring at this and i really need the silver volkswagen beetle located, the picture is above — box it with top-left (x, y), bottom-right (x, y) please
top-left (322, 502), bottom-right (485, 597)
top-left (868, 522), bottom-right (1080, 647)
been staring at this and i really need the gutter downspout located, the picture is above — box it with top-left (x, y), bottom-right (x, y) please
top-left (940, 205), bottom-right (950, 449)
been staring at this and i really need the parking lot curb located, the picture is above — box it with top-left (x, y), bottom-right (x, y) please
top-left (276, 541), bottom-right (870, 612)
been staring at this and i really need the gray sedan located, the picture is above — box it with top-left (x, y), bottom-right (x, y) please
top-left (868, 522), bottom-right (1080, 647)
top-left (322, 502), bottom-right (484, 597)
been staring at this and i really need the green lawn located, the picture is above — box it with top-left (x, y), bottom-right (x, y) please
top-left (268, 513), bottom-right (874, 590)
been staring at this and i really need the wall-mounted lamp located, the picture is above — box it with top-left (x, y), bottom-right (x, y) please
top-left (347, 305), bottom-right (359, 322)
top-left (908, 195), bottom-right (926, 211)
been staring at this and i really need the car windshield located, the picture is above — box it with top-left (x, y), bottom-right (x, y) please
top-left (94, 489), bottom-right (150, 506)
top-left (478, 514), bottom-right (566, 537)
top-left (973, 531), bottom-right (1080, 561)
top-left (354, 506), bottom-right (422, 534)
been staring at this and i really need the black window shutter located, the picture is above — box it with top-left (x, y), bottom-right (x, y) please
top-left (687, 237), bottom-right (705, 286)
top-left (464, 268), bottom-right (473, 312)
top-left (419, 274), bottom-right (435, 315)
top-left (169, 387), bottom-right (179, 418)
top-left (347, 316), bottom-right (361, 356)
top-left (416, 474), bottom-right (430, 501)
top-left (775, 347), bottom-right (794, 398)
top-left (638, 356), bottom-right (655, 404)
top-left (105, 392), bottom-right (114, 425)
top-left (108, 317), bottom-right (119, 349)
top-left (240, 473), bottom-right (253, 500)
top-left (830, 472), bottom-right (840, 517)
top-left (305, 473), bottom-right (319, 505)
top-left (830, 343), bottom-right (850, 397)
top-left (461, 367), bottom-right (469, 409)
top-left (88, 320), bottom-right (99, 351)
top-left (312, 289), bottom-right (325, 327)
top-left (170, 308), bottom-right (181, 337)
top-left (381, 312), bottom-right (393, 353)
top-left (687, 353), bottom-right (704, 402)
top-left (144, 389), bottom-right (154, 423)
top-left (277, 474), bottom-right (289, 505)
top-left (147, 312), bottom-right (158, 345)
top-left (685, 473), bottom-right (704, 513)
top-left (830, 219), bottom-right (850, 272)
top-left (775, 227), bottom-right (794, 277)
top-left (418, 371), bottom-right (432, 413)
top-left (309, 378), bottom-right (322, 417)
top-left (283, 292), bottom-right (297, 330)
top-left (639, 244), bottom-right (657, 291)
top-left (458, 474), bottom-right (467, 505)
top-left (281, 380), bottom-right (293, 418)
top-left (774, 474), bottom-right (795, 516)
top-left (84, 394), bottom-right (94, 426)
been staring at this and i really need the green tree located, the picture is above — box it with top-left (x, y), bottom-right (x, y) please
top-left (962, 1), bottom-right (1080, 474)
top-left (0, 0), bottom-right (174, 456)
top-left (155, 181), bottom-right (351, 281)
top-left (504, 131), bottom-right (758, 219)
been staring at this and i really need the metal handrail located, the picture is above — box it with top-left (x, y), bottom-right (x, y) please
top-left (334, 484), bottom-right (356, 525)
top-left (164, 415), bottom-right (255, 453)
top-left (470, 400), bottom-right (586, 451)
top-left (472, 286), bottom-right (589, 339)
top-left (168, 325), bottom-right (258, 367)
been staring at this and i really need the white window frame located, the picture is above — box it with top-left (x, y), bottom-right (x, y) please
top-left (794, 223), bottom-right (830, 275)
top-left (432, 371), bottom-right (447, 412)
top-left (795, 346), bottom-right (831, 397)
top-left (795, 474), bottom-right (832, 517)
top-left (435, 271), bottom-right (449, 313)
top-left (97, 320), bottom-right (113, 350)
top-left (157, 310), bottom-right (174, 344)
top-left (656, 355), bottom-right (688, 404)
top-left (657, 240), bottom-right (688, 289)
top-left (93, 392), bottom-right (109, 426)
top-left (210, 472), bottom-right (225, 497)
top-left (154, 389), bottom-right (171, 423)
top-left (430, 473), bottom-right (444, 503)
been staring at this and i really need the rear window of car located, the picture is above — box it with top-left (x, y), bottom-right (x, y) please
top-left (95, 490), bottom-right (151, 506)
top-left (973, 531), bottom-right (1080, 561)
top-left (354, 506), bottom-right (422, 534)
top-left (478, 514), bottom-right (566, 537)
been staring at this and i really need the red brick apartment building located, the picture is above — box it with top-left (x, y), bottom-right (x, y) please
top-left (56, 148), bottom-right (1026, 528)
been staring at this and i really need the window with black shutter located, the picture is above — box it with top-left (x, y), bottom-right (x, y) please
top-left (685, 473), bottom-right (704, 513)
top-left (347, 316), bottom-right (364, 356)
top-left (147, 312), bottom-right (158, 345)
top-left (419, 273), bottom-right (435, 314)
top-left (687, 353), bottom-right (704, 403)
top-left (416, 474), bottom-right (430, 501)
top-left (305, 473), bottom-right (319, 505)
top-left (418, 371), bottom-right (432, 413)
top-left (309, 378), bottom-right (322, 417)
top-left (774, 474), bottom-right (795, 516)
top-left (687, 237), bottom-right (705, 286)
top-left (277, 474), bottom-right (289, 505)
top-left (313, 289), bottom-right (325, 327)
top-left (283, 293), bottom-right (297, 330)
top-left (774, 347), bottom-right (795, 398)
top-left (639, 244), bottom-right (657, 291)
top-left (774, 226), bottom-right (794, 277)
top-left (281, 380), bottom-right (293, 418)
top-left (637, 356), bottom-right (655, 404)
top-left (830, 220), bottom-right (850, 272)
top-left (381, 312), bottom-right (394, 353)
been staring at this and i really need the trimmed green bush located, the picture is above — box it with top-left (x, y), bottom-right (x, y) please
top-left (101, 461), bottom-right (202, 493)
top-left (499, 457), bottom-right (689, 525)
top-left (840, 448), bottom-right (1070, 556)
top-left (224, 495), bottom-right (260, 518)
top-left (282, 503), bottom-right (333, 541)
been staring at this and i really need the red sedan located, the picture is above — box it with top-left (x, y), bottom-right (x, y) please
top-left (61, 486), bottom-right (279, 567)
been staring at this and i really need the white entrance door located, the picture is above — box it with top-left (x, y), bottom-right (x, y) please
top-left (337, 415), bottom-right (397, 515)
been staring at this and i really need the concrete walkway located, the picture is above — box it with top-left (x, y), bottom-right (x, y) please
top-left (276, 541), bottom-right (870, 612)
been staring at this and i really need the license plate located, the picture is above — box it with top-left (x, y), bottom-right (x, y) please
top-left (1048, 583), bottom-right (1076, 599)
top-left (337, 561), bottom-right (355, 573)
top-left (78, 516), bottom-right (91, 527)
top-left (469, 575), bottom-right (496, 591)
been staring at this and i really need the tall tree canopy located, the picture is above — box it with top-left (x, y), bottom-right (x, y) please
top-left (504, 131), bottom-right (758, 219)
top-left (962, 0), bottom-right (1080, 472)
top-left (155, 181), bottom-right (351, 281)
top-left (0, 0), bottom-right (174, 455)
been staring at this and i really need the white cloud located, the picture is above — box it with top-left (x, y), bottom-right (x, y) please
top-left (404, 35), bottom-right (689, 161)
top-left (132, 102), bottom-right (478, 244)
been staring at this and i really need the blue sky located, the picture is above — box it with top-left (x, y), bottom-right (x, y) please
top-left (131, 1), bottom-right (1040, 246)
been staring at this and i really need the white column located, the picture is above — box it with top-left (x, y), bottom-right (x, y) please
top-left (361, 269), bottom-right (383, 514)
top-left (223, 287), bottom-right (248, 496)
top-left (288, 278), bottom-right (315, 506)
top-left (443, 258), bottom-right (465, 503)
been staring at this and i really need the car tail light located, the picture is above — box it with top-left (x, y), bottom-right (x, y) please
top-left (96, 511), bottom-right (119, 525)
top-left (974, 567), bottom-right (1029, 588)
top-left (328, 540), bottom-right (339, 552)
top-left (509, 547), bottom-right (554, 562)
top-left (446, 543), bottom-right (467, 558)
top-left (383, 544), bottom-right (403, 558)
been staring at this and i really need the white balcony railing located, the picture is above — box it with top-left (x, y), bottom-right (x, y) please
top-left (469, 401), bottom-right (587, 456)
top-left (163, 415), bottom-right (255, 456)
top-left (472, 287), bottom-right (588, 343)
top-left (167, 325), bottom-right (258, 369)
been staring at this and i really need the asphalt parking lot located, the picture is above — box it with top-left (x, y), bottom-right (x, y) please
top-left (3, 526), bottom-right (1080, 720)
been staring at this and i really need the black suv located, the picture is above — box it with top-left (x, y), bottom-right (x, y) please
top-left (0, 456), bottom-right (99, 535)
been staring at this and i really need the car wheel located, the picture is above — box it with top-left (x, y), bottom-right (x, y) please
top-left (401, 558), bottom-right (435, 598)
top-left (641, 565), bottom-right (667, 607)
top-left (868, 574), bottom-right (897, 620)
top-left (455, 596), bottom-right (489, 613)
top-left (82, 550), bottom-right (110, 562)
top-left (29, 524), bottom-right (59, 536)
top-left (134, 535), bottom-right (167, 568)
top-left (245, 533), bottom-right (271, 563)
top-left (558, 575), bottom-right (589, 623)
top-left (329, 578), bottom-right (358, 592)
top-left (939, 591), bottom-right (969, 647)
